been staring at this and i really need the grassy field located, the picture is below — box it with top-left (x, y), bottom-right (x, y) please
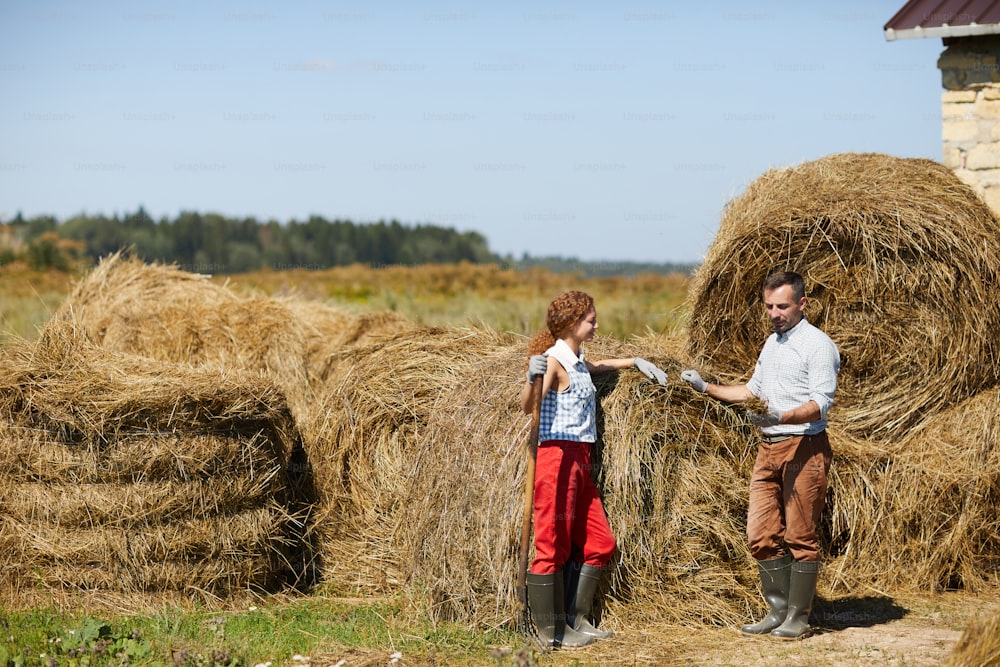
top-left (0, 262), bottom-right (691, 344)
top-left (1, 587), bottom-right (991, 666)
top-left (221, 262), bottom-right (692, 341)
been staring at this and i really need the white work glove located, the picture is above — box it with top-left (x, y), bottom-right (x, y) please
top-left (526, 354), bottom-right (547, 382)
top-left (633, 357), bottom-right (667, 386)
top-left (748, 407), bottom-right (783, 428)
top-left (680, 369), bottom-right (707, 393)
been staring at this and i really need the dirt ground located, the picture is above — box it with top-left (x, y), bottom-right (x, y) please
top-left (516, 589), bottom-right (999, 667)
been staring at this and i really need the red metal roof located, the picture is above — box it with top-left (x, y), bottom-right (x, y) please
top-left (885, 0), bottom-right (1000, 40)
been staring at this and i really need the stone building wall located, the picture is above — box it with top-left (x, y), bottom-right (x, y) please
top-left (939, 37), bottom-right (1000, 212)
top-left (941, 86), bottom-right (1000, 212)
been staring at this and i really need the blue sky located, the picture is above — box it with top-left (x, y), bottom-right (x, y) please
top-left (1, 1), bottom-right (944, 264)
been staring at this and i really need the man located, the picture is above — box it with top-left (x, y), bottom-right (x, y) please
top-left (681, 271), bottom-right (840, 640)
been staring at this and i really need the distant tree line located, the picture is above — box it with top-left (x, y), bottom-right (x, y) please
top-left (3, 208), bottom-right (498, 273)
top-left (1, 209), bottom-right (695, 276)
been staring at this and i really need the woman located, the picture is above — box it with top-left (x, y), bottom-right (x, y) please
top-left (520, 290), bottom-right (667, 648)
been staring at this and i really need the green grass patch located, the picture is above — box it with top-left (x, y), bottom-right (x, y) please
top-left (0, 266), bottom-right (79, 342)
top-left (0, 595), bottom-right (532, 667)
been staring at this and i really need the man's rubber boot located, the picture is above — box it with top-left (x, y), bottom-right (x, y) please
top-left (565, 561), bottom-right (614, 640)
top-left (526, 571), bottom-right (594, 649)
top-left (741, 554), bottom-right (792, 635)
top-left (771, 560), bottom-right (820, 640)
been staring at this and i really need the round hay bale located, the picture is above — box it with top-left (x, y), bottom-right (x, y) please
top-left (685, 152), bottom-right (1000, 439)
top-left (301, 324), bottom-right (515, 593)
top-left (282, 299), bottom-right (416, 385)
top-left (54, 253), bottom-right (417, 446)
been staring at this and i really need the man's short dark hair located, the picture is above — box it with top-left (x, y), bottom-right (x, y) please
top-left (763, 271), bottom-right (805, 300)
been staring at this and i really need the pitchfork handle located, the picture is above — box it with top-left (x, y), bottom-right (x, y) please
top-left (516, 377), bottom-right (543, 604)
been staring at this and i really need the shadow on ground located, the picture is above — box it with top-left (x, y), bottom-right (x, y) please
top-left (812, 595), bottom-right (908, 632)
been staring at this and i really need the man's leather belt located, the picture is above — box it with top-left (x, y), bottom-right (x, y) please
top-left (760, 433), bottom-right (800, 444)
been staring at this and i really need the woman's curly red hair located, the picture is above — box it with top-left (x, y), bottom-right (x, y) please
top-left (526, 290), bottom-right (595, 357)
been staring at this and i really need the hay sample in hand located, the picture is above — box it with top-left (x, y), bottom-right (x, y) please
top-left (0, 322), bottom-right (306, 599)
top-left (685, 152), bottom-right (1000, 439)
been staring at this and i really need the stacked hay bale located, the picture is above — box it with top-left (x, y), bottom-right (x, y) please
top-left (0, 320), bottom-right (301, 596)
top-left (1, 253), bottom-right (440, 602)
top-left (47, 253), bottom-right (318, 426)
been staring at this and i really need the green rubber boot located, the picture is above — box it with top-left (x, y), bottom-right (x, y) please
top-left (526, 571), bottom-right (595, 649)
top-left (741, 554), bottom-right (792, 635)
top-left (565, 562), bottom-right (614, 640)
top-left (771, 560), bottom-right (820, 640)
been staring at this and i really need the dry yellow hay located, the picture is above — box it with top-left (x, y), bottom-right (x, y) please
top-left (1, 322), bottom-right (296, 441)
top-left (685, 153), bottom-right (1000, 439)
top-left (54, 253), bottom-right (299, 365)
top-left (945, 610), bottom-right (1000, 667)
top-left (384, 331), bottom-right (1000, 629)
top-left (0, 504), bottom-right (290, 565)
top-left (803, 389), bottom-right (1000, 606)
top-left (0, 477), bottom-right (277, 527)
top-left (300, 325), bottom-right (516, 593)
top-left (0, 319), bottom-right (305, 597)
top-left (48, 252), bottom-right (320, 429)
top-left (0, 426), bottom-right (286, 485)
top-left (283, 299), bottom-right (414, 378)
top-left (860, 388), bottom-right (1000, 592)
top-left (49, 252), bottom-right (416, 453)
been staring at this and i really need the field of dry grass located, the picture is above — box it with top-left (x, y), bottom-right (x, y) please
top-left (219, 262), bottom-right (691, 340)
top-left (0, 261), bottom-right (690, 344)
